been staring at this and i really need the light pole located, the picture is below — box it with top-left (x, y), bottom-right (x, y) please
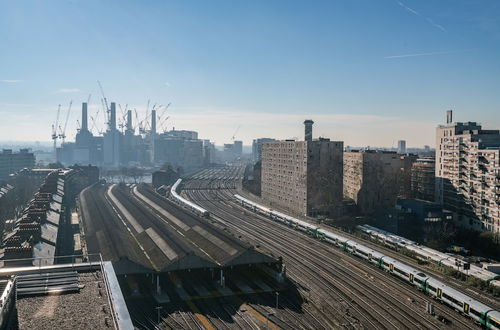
top-left (155, 306), bottom-right (163, 326)
top-left (275, 292), bottom-right (279, 309)
top-left (266, 312), bottom-right (275, 329)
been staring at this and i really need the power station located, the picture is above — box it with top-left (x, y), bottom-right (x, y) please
top-left (56, 101), bottom-right (217, 171)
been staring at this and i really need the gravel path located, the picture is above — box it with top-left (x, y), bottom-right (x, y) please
top-left (17, 271), bottom-right (113, 330)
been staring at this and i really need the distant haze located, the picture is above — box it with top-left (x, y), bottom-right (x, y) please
top-left (1, 1), bottom-right (499, 147)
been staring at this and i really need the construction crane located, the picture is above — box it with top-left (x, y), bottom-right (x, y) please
top-left (159, 115), bottom-right (170, 133)
top-left (134, 109), bottom-right (141, 132)
top-left (51, 104), bottom-right (61, 158)
top-left (118, 104), bottom-right (129, 132)
top-left (97, 80), bottom-right (110, 125)
top-left (58, 101), bottom-right (73, 144)
top-left (158, 103), bottom-right (171, 122)
top-left (90, 110), bottom-right (103, 135)
top-left (143, 99), bottom-right (151, 132)
top-left (231, 125), bottom-right (241, 141)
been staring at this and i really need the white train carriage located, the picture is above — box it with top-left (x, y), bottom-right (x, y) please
top-left (233, 194), bottom-right (500, 326)
top-left (171, 179), bottom-right (209, 217)
top-left (318, 229), bottom-right (345, 247)
top-left (352, 243), bottom-right (386, 266)
top-left (486, 311), bottom-right (500, 330)
top-left (378, 256), bottom-right (425, 288)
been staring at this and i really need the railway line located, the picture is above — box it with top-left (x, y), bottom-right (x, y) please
top-left (189, 165), bottom-right (500, 313)
top-left (180, 165), bottom-right (481, 329)
top-left (81, 181), bottom-right (299, 329)
top-left (80, 165), bottom-right (493, 329)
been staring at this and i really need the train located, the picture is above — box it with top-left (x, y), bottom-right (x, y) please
top-left (234, 194), bottom-right (500, 329)
top-left (357, 224), bottom-right (500, 288)
top-left (170, 179), bottom-right (210, 217)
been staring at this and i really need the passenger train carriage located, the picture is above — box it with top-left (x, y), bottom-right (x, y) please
top-left (234, 194), bottom-right (500, 329)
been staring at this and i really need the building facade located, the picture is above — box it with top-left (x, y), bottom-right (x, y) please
top-left (398, 140), bottom-right (407, 154)
top-left (435, 110), bottom-right (500, 233)
top-left (0, 149), bottom-right (36, 180)
top-left (411, 158), bottom-right (435, 202)
top-left (252, 138), bottom-right (276, 162)
top-left (261, 121), bottom-right (343, 217)
top-left (343, 150), bottom-right (416, 215)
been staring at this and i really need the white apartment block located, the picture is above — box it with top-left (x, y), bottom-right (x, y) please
top-left (435, 110), bottom-right (500, 233)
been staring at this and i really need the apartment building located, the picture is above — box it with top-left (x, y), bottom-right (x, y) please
top-left (435, 110), bottom-right (500, 233)
top-left (411, 158), bottom-right (436, 202)
top-left (261, 120), bottom-right (343, 217)
top-left (343, 150), bottom-right (416, 215)
top-left (0, 149), bottom-right (36, 180)
top-left (252, 138), bottom-right (276, 162)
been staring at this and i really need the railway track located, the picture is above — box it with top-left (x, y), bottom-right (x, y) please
top-left (101, 182), bottom-right (291, 329)
top-left (191, 189), bottom-right (434, 329)
top-left (180, 166), bottom-right (479, 329)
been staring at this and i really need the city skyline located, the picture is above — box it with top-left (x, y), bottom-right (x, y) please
top-left (1, 0), bottom-right (500, 146)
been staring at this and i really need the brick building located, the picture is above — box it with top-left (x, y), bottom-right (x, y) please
top-left (343, 150), bottom-right (416, 215)
top-left (261, 120), bottom-right (343, 217)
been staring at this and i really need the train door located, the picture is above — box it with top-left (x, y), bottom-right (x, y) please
top-left (437, 288), bottom-right (442, 299)
top-left (463, 303), bottom-right (469, 314)
top-left (409, 273), bottom-right (414, 283)
top-left (389, 264), bottom-right (394, 272)
top-left (368, 253), bottom-right (373, 261)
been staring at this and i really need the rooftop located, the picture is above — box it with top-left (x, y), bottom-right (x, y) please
top-left (80, 183), bottom-right (278, 274)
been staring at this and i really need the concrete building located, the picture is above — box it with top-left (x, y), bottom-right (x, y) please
top-left (222, 141), bottom-right (243, 162)
top-left (0, 149), bottom-right (35, 180)
top-left (167, 129), bottom-right (198, 140)
top-left (343, 150), bottom-right (416, 215)
top-left (233, 140), bottom-right (243, 158)
top-left (183, 139), bottom-right (204, 171)
top-left (374, 198), bottom-right (452, 239)
top-left (103, 102), bottom-right (121, 166)
top-left (202, 139), bottom-right (216, 165)
top-left (261, 120), bottom-right (343, 217)
top-left (435, 110), bottom-right (500, 233)
top-left (411, 158), bottom-right (435, 202)
top-left (252, 138), bottom-right (277, 162)
top-left (56, 101), bottom-right (213, 170)
top-left (398, 140), bottom-right (407, 154)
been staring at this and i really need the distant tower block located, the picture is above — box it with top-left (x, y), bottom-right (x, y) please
top-left (446, 109), bottom-right (453, 124)
top-left (81, 102), bottom-right (88, 131)
top-left (398, 140), bottom-right (407, 154)
top-left (304, 119), bottom-right (314, 142)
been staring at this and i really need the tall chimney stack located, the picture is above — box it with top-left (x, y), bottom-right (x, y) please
top-left (304, 119), bottom-right (314, 142)
top-left (446, 110), bottom-right (453, 124)
top-left (109, 102), bottom-right (116, 131)
top-left (126, 110), bottom-right (133, 132)
top-left (81, 102), bottom-right (88, 131)
top-left (151, 109), bottom-right (157, 135)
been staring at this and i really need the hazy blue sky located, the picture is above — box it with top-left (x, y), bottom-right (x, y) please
top-left (1, 0), bottom-right (499, 147)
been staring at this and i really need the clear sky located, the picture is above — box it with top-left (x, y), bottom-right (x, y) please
top-left (1, 0), bottom-right (499, 147)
